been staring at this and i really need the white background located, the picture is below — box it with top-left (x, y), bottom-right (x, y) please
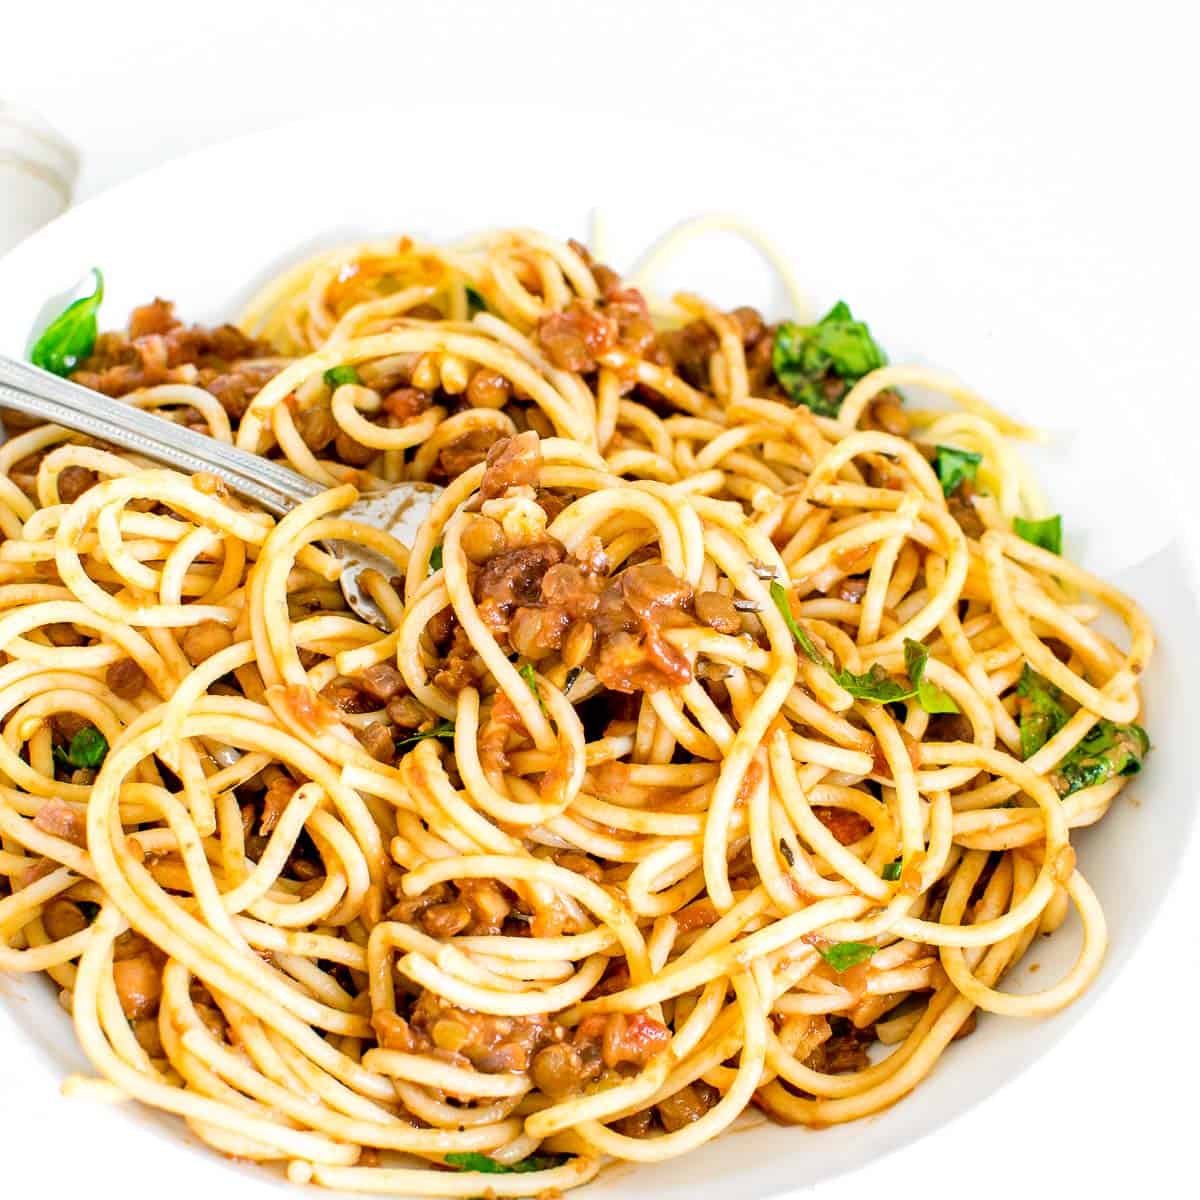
top-left (4, 1), bottom-right (1198, 1195)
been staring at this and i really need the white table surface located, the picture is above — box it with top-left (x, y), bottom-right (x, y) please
top-left (5, 1), bottom-right (1198, 1195)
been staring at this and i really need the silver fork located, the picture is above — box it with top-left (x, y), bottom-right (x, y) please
top-left (0, 354), bottom-right (441, 630)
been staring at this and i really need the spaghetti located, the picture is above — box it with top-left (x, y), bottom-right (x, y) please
top-left (0, 223), bottom-right (1153, 1192)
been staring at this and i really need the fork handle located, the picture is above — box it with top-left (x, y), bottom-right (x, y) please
top-left (0, 355), bottom-right (323, 516)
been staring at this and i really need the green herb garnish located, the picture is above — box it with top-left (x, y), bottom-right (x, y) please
top-left (1013, 665), bottom-right (1149, 794)
top-left (1015, 665), bottom-right (1071, 759)
top-left (772, 301), bottom-right (887, 417)
top-left (53, 725), bottom-right (109, 770)
top-left (881, 859), bottom-right (902, 881)
top-left (31, 269), bottom-right (104, 376)
top-left (443, 1152), bottom-right (564, 1175)
top-left (519, 662), bottom-right (544, 711)
top-left (833, 662), bottom-right (914, 703)
top-left (1013, 514), bottom-right (1062, 555)
top-left (769, 580), bottom-right (828, 666)
top-left (428, 544), bottom-right (443, 573)
top-left (903, 638), bottom-right (959, 714)
top-left (934, 445), bottom-right (982, 497)
top-left (1053, 720), bottom-right (1149, 797)
top-left (465, 286), bottom-right (488, 316)
top-left (323, 365), bottom-right (362, 390)
top-left (830, 640), bottom-right (958, 712)
top-left (819, 941), bottom-right (878, 972)
top-left (771, 582), bottom-right (956, 713)
top-left (394, 721), bottom-right (456, 750)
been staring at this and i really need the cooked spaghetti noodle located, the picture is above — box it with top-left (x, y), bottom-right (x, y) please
top-left (0, 223), bottom-right (1153, 1192)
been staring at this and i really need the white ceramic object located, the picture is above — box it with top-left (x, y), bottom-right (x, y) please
top-left (0, 108), bottom-right (1193, 1199)
top-left (0, 101), bottom-right (78, 256)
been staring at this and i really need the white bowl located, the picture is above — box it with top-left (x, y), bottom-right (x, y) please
top-left (0, 108), bottom-right (1193, 1199)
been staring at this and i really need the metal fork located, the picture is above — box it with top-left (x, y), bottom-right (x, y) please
top-left (0, 354), bottom-right (441, 630)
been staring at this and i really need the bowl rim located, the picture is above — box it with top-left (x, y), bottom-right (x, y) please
top-left (0, 106), bottom-right (1195, 1200)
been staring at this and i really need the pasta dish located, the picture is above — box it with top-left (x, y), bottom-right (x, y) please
top-left (0, 223), bottom-right (1154, 1194)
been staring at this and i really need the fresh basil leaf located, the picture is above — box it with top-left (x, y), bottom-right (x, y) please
top-left (833, 662), bottom-right (913, 703)
top-left (395, 721), bottom-right (455, 750)
top-left (54, 725), bottom-right (108, 769)
top-left (69, 725), bottom-right (109, 768)
top-left (519, 661), bottom-right (544, 710)
top-left (1013, 514), bottom-right (1062, 555)
top-left (1053, 721), bottom-right (1149, 796)
top-left (30, 269), bottom-right (104, 376)
top-left (772, 323), bottom-right (839, 416)
top-left (1014, 667), bottom-right (1149, 791)
top-left (917, 677), bottom-right (958, 714)
top-left (832, 642), bottom-right (957, 712)
top-left (1015, 665), bottom-right (1072, 759)
top-left (773, 584), bottom-right (956, 713)
top-left (772, 301), bottom-right (887, 416)
top-left (934, 445), bottom-right (982, 497)
top-left (465, 286), bottom-right (488, 316)
top-left (428, 544), bottom-right (443, 573)
top-left (444, 1152), bottom-right (564, 1175)
top-left (903, 638), bottom-right (959, 714)
top-left (819, 941), bottom-right (878, 972)
top-left (323, 365), bottom-right (361, 389)
top-left (902, 639), bottom-right (930, 681)
top-left (881, 858), bottom-right (902, 881)
top-left (769, 581), bottom-right (828, 666)
top-left (772, 583), bottom-right (955, 712)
